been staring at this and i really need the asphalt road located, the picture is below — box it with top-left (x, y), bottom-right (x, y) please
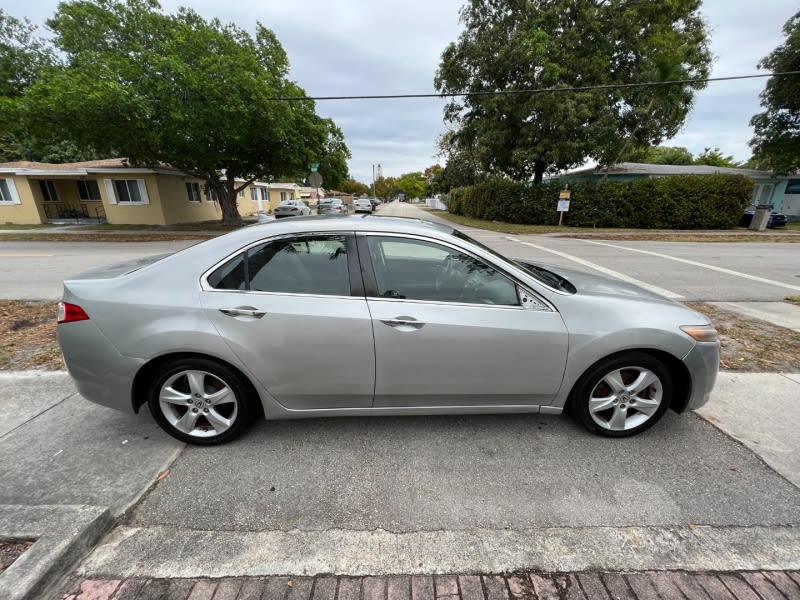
top-left (1, 207), bottom-right (798, 300)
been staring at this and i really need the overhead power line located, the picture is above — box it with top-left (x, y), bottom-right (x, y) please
top-left (269, 71), bottom-right (800, 101)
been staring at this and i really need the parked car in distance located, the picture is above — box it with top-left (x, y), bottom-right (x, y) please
top-left (739, 208), bottom-right (788, 228)
top-left (273, 200), bottom-right (311, 218)
top-left (57, 215), bottom-right (720, 445)
top-left (256, 211), bottom-right (275, 224)
top-left (317, 198), bottom-right (347, 215)
top-left (354, 198), bottom-right (373, 213)
top-left (369, 198), bottom-right (381, 209)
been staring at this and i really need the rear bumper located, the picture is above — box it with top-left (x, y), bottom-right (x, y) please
top-left (681, 341), bottom-right (720, 411)
top-left (57, 320), bottom-right (144, 413)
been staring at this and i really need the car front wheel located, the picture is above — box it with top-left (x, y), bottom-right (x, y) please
top-left (570, 352), bottom-right (672, 437)
top-left (148, 357), bottom-right (256, 445)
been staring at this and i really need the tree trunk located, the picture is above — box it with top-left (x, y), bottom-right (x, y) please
top-left (211, 176), bottom-right (242, 226)
top-left (533, 161), bottom-right (545, 185)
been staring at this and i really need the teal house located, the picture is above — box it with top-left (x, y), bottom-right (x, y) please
top-left (551, 163), bottom-right (800, 220)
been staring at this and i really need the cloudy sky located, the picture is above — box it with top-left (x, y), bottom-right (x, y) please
top-left (8, 0), bottom-right (799, 182)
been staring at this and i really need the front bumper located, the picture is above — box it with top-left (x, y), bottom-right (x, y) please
top-left (681, 341), bottom-right (720, 411)
top-left (57, 320), bottom-right (144, 414)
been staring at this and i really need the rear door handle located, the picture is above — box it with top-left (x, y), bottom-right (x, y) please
top-left (219, 307), bottom-right (266, 318)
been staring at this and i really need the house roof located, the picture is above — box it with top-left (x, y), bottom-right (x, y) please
top-left (0, 158), bottom-right (183, 176)
top-left (561, 162), bottom-right (774, 178)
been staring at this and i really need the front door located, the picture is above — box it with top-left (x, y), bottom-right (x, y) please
top-left (360, 234), bottom-right (569, 407)
top-left (201, 233), bottom-right (375, 410)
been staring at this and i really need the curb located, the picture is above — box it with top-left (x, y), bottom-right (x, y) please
top-left (0, 505), bottom-right (114, 600)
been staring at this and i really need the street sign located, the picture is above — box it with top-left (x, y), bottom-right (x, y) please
top-left (308, 171), bottom-right (323, 188)
top-left (559, 190), bottom-right (571, 200)
top-left (309, 163), bottom-right (319, 172)
top-left (557, 200), bottom-right (570, 212)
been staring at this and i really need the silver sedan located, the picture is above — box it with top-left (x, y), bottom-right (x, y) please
top-left (57, 216), bottom-right (719, 445)
top-left (273, 200), bottom-right (311, 218)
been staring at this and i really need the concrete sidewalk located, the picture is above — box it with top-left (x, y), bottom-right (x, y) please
top-left (1, 370), bottom-right (799, 599)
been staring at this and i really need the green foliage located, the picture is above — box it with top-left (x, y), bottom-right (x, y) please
top-left (315, 121), bottom-right (350, 190)
top-left (750, 11), bottom-right (800, 175)
top-left (374, 176), bottom-right (397, 199)
top-left (435, 0), bottom-right (711, 183)
top-left (694, 147), bottom-right (739, 167)
top-left (621, 145), bottom-right (694, 165)
top-left (447, 175), bottom-right (753, 230)
top-left (19, 0), bottom-right (339, 224)
top-left (395, 171), bottom-right (427, 199)
top-left (338, 178), bottom-right (370, 196)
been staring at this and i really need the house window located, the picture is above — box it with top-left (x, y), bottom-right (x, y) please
top-left (76, 180), bottom-right (101, 201)
top-left (0, 179), bottom-right (21, 204)
top-left (238, 189), bottom-right (245, 198)
top-left (280, 191), bottom-right (288, 202)
top-left (186, 182), bottom-right (201, 203)
top-left (250, 188), bottom-right (258, 200)
top-left (260, 188), bottom-right (268, 201)
top-left (114, 180), bottom-right (144, 203)
top-left (205, 186), bottom-right (218, 202)
top-left (39, 180), bottom-right (58, 202)
top-left (785, 179), bottom-right (800, 194)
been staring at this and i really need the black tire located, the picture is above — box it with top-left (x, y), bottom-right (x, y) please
top-left (147, 357), bottom-right (257, 445)
top-left (570, 352), bottom-right (672, 438)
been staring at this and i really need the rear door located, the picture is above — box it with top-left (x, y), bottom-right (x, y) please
top-left (358, 233), bottom-right (569, 408)
top-left (200, 232), bottom-right (375, 410)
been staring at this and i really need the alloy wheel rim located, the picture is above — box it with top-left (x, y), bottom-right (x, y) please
top-left (158, 370), bottom-right (238, 438)
top-left (588, 366), bottom-right (663, 431)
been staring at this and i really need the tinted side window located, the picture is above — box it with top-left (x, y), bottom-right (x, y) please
top-left (208, 235), bottom-right (350, 296)
top-left (366, 236), bottom-right (519, 306)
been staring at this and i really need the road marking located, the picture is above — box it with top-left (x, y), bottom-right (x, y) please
top-left (0, 253), bottom-right (56, 257)
top-left (579, 239), bottom-right (800, 293)
top-left (506, 237), bottom-right (684, 299)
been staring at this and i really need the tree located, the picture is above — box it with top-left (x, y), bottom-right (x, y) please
top-left (395, 171), bottom-right (427, 199)
top-left (435, 0), bottom-right (711, 183)
top-left (620, 145), bottom-right (694, 165)
top-left (424, 164), bottom-right (443, 196)
top-left (21, 0), bottom-right (336, 224)
top-left (694, 147), bottom-right (739, 168)
top-left (338, 178), bottom-right (370, 196)
top-left (749, 11), bottom-right (800, 174)
top-left (316, 121), bottom-right (351, 190)
top-left (0, 9), bottom-right (54, 161)
top-left (374, 176), bottom-right (397, 199)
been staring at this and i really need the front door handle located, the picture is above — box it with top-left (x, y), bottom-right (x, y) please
top-left (219, 307), bottom-right (266, 319)
top-left (381, 317), bottom-right (424, 329)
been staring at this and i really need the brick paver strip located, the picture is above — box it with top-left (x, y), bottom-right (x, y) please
top-left (107, 578), bottom-right (146, 600)
top-left (482, 575), bottom-right (508, 600)
top-left (312, 576), bottom-right (338, 600)
top-left (598, 573), bottom-right (635, 600)
top-left (186, 579), bottom-right (217, 600)
top-left (563, 574), bottom-right (586, 600)
top-left (412, 575), bottom-right (435, 600)
top-left (624, 574), bottom-right (659, 600)
top-left (717, 574), bottom-right (762, 600)
top-left (211, 577), bottom-right (242, 600)
top-left (577, 573), bottom-right (610, 599)
top-left (529, 574), bottom-right (561, 600)
top-left (288, 577), bottom-right (315, 600)
top-left (764, 571), bottom-right (800, 598)
top-left (647, 572), bottom-right (686, 600)
top-left (505, 575), bottom-right (533, 599)
top-left (388, 575), bottom-right (412, 600)
top-left (164, 579), bottom-right (197, 600)
top-left (788, 571), bottom-right (800, 588)
top-left (338, 577), bottom-right (363, 600)
top-left (238, 578), bottom-right (268, 600)
top-left (435, 575), bottom-right (459, 598)
top-left (363, 576), bottom-right (387, 600)
top-left (669, 573), bottom-right (712, 600)
top-left (457, 575), bottom-right (484, 600)
top-left (73, 579), bottom-right (121, 600)
top-left (694, 574), bottom-right (737, 600)
top-left (137, 579), bottom-right (171, 600)
top-left (264, 576), bottom-right (292, 600)
top-left (741, 571), bottom-right (788, 600)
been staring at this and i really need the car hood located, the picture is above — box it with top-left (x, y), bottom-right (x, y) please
top-left (514, 259), bottom-right (679, 306)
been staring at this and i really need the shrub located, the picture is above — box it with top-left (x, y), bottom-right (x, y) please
top-left (447, 175), bottom-right (753, 229)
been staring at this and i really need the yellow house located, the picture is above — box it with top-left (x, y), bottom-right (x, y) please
top-left (0, 158), bottom-right (221, 225)
top-left (235, 180), bottom-right (302, 215)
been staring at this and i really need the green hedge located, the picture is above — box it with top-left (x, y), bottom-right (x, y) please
top-left (447, 174), bottom-right (754, 229)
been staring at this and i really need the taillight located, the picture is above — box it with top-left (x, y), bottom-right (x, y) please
top-left (290, 207), bottom-right (298, 212)
top-left (57, 301), bottom-right (90, 324)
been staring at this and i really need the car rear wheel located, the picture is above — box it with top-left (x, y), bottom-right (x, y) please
top-left (148, 357), bottom-right (256, 445)
top-left (570, 352), bottom-right (672, 437)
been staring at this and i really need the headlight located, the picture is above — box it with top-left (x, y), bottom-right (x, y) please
top-left (680, 325), bottom-right (719, 342)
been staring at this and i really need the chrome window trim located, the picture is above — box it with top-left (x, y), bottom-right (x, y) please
top-left (199, 231), bottom-right (353, 294)
top-left (360, 231), bottom-right (556, 312)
